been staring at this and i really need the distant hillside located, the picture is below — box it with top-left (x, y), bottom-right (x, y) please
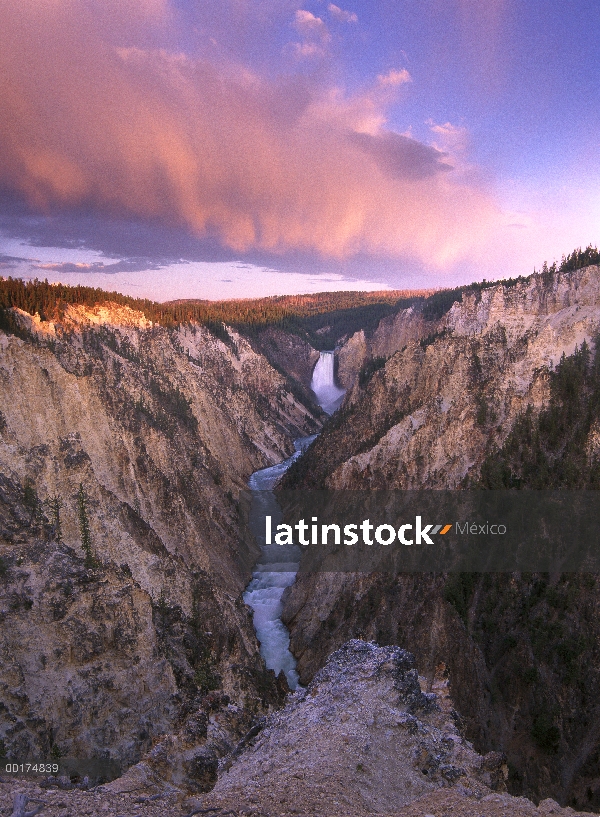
top-left (166, 289), bottom-right (436, 350)
top-left (164, 289), bottom-right (429, 319)
top-left (3, 242), bottom-right (597, 348)
top-left (0, 277), bottom-right (434, 349)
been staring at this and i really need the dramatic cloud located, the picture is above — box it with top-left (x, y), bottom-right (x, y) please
top-left (0, 0), bottom-right (499, 267)
top-left (348, 132), bottom-right (452, 181)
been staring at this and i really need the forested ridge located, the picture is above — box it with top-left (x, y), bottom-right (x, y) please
top-left (0, 277), bottom-right (430, 346)
top-left (0, 278), bottom-right (422, 325)
top-left (1, 245), bottom-right (598, 347)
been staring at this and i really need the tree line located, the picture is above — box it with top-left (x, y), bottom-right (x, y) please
top-left (0, 277), bottom-right (426, 329)
top-left (1, 245), bottom-right (598, 345)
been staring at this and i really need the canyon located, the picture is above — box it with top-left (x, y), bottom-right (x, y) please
top-left (2, 264), bottom-right (600, 813)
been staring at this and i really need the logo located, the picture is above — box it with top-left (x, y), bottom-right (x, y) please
top-left (265, 516), bottom-right (455, 546)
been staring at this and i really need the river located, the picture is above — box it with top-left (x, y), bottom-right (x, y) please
top-left (242, 351), bottom-right (344, 688)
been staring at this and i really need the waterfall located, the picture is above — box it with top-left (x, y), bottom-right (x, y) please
top-left (311, 351), bottom-right (345, 415)
top-left (243, 351), bottom-right (346, 689)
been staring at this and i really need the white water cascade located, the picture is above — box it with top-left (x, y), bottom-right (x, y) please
top-left (243, 351), bottom-right (345, 688)
top-left (311, 350), bottom-right (346, 415)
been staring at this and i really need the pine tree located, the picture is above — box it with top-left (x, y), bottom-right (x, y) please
top-left (23, 478), bottom-right (40, 526)
top-left (77, 483), bottom-right (95, 568)
top-left (46, 494), bottom-right (63, 543)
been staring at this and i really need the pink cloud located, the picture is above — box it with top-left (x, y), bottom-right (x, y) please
top-left (294, 10), bottom-right (330, 41)
top-left (328, 4), bottom-right (358, 24)
top-left (290, 41), bottom-right (327, 59)
top-left (0, 0), bottom-right (499, 267)
top-left (377, 69), bottom-right (412, 87)
top-left (428, 121), bottom-right (471, 160)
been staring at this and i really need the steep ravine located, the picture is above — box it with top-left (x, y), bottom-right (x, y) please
top-left (244, 351), bottom-right (344, 689)
top-left (281, 265), bottom-right (600, 810)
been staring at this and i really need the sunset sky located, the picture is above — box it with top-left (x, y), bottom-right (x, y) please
top-left (1, 0), bottom-right (599, 301)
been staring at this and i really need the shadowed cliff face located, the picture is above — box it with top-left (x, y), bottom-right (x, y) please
top-left (282, 570), bottom-right (600, 809)
top-left (0, 304), bottom-right (321, 786)
top-left (254, 326), bottom-right (320, 391)
top-left (280, 265), bottom-right (600, 809)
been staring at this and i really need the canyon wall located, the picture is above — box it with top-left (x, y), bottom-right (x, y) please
top-left (289, 267), bottom-right (600, 490)
top-left (0, 304), bottom-right (321, 787)
top-left (281, 266), bottom-right (600, 809)
top-left (336, 306), bottom-right (439, 389)
top-left (4, 270), bottom-right (600, 807)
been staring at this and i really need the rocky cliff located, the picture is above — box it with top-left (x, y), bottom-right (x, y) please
top-left (336, 305), bottom-right (438, 389)
top-left (0, 303), bottom-right (321, 787)
top-left (254, 327), bottom-right (320, 392)
top-left (3, 642), bottom-right (596, 817)
top-left (203, 640), bottom-right (508, 815)
top-left (286, 266), bottom-right (600, 490)
top-left (280, 265), bottom-right (600, 809)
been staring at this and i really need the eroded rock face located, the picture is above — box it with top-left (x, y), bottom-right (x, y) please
top-left (204, 640), bottom-right (507, 816)
top-left (371, 305), bottom-right (438, 360)
top-left (336, 329), bottom-right (368, 389)
top-left (335, 307), bottom-right (440, 390)
top-left (284, 266), bottom-right (600, 490)
top-left (279, 266), bottom-right (600, 808)
top-left (0, 304), bottom-right (322, 783)
top-left (255, 327), bottom-right (320, 391)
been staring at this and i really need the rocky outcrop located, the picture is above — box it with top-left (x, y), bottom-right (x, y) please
top-left (336, 304), bottom-right (440, 389)
top-left (371, 303), bottom-right (439, 359)
top-left (0, 641), bottom-right (594, 816)
top-left (203, 640), bottom-right (507, 815)
top-left (1, 777), bottom-right (595, 817)
top-left (282, 570), bottom-right (600, 806)
top-left (0, 304), bottom-right (322, 784)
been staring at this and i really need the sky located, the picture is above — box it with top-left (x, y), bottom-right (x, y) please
top-left (0, 0), bottom-right (599, 301)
